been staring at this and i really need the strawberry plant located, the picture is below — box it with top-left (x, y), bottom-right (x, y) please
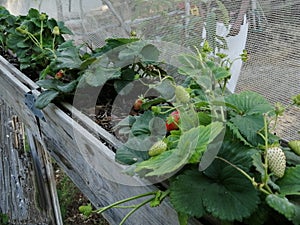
top-left (80, 42), bottom-right (300, 225)
top-left (2, 7), bottom-right (72, 79)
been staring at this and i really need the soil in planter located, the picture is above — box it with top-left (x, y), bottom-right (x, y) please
top-left (54, 163), bottom-right (109, 225)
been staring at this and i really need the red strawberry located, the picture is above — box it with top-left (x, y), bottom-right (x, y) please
top-left (166, 110), bottom-right (180, 131)
top-left (55, 70), bottom-right (64, 79)
top-left (133, 98), bottom-right (143, 111)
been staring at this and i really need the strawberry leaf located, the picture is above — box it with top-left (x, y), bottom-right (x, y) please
top-left (266, 194), bottom-right (295, 221)
top-left (115, 140), bottom-right (150, 165)
top-left (140, 44), bottom-right (160, 62)
top-left (55, 41), bottom-right (82, 69)
top-left (82, 57), bottom-right (121, 87)
top-left (202, 168), bottom-right (259, 221)
top-left (35, 90), bottom-right (59, 109)
top-left (178, 54), bottom-right (202, 76)
top-left (115, 111), bottom-right (166, 165)
top-left (276, 165), bottom-right (300, 196)
top-left (225, 91), bottom-right (273, 115)
top-left (135, 122), bottom-right (224, 177)
top-left (170, 169), bottom-right (206, 218)
top-left (291, 199), bottom-right (300, 225)
top-left (134, 127), bottom-right (199, 177)
top-left (170, 165), bottom-right (259, 221)
top-left (225, 91), bottom-right (274, 146)
top-left (229, 114), bottom-right (264, 146)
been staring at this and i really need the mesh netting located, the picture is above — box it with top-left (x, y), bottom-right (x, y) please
top-left (1, 0), bottom-right (299, 140)
top-left (235, 0), bottom-right (300, 141)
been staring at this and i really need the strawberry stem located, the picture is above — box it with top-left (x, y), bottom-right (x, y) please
top-left (216, 156), bottom-right (272, 195)
top-left (119, 197), bottom-right (155, 225)
top-left (95, 191), bottom-right (157, 215)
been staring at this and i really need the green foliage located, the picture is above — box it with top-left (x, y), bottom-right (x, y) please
top-left (0, 213), bottom-right (9, 225)
top-left (57, 174), bottom-right (80, 220)
top-left (266, 195), bottom-right (295, 220)
top-left (111, 41), bottom-right (300, 224)
top-left (134, 122), bottom-right (224, 177)
top-left (225, 91), bottom-right (274, 146)
top-left (277, 165), bottom-right (300, 195)
top-left (5, 8), bottom-right (71, 74)
top-left (0, 6), bottom-right (16, 50)
top-left (170, 165), bottom-right (259, 221)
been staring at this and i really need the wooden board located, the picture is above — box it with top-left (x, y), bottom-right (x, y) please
top-left (0, 56), bottom-right (202, 225)
top-left (0, 99), bottom-right (60, 225)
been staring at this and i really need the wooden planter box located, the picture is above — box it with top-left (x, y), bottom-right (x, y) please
top-left (0, 56), bottom-right (202, 225)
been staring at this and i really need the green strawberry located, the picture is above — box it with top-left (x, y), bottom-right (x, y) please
top-left (175, 85), bottom-right (190, 104)
top-left (266, 147), bottom-right (286, 178)
top-left (148, 141), bottom-right (167, 157)
top-left (288, 140), bottom-right (300, 156)
top-left (79, 203), bottom-right (93, 217)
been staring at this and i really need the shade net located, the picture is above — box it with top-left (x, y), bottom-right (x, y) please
top-left (1, 0), bottom-right (299, 141)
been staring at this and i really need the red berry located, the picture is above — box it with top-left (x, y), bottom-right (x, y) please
top-left (133, 99), bottom-right (143, 111)
top-left (166, 110), bottom-right (180, 131)
top-left (55, 70), bottom-right (64, 79)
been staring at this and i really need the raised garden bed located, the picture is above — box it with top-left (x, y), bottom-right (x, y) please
top-left (0, 54), bottom-right (202, 225)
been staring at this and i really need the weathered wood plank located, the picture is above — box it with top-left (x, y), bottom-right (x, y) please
top-left (0, 99), bottom-right (59, 225)
top-left (0, 55), bottom-right (202, 225)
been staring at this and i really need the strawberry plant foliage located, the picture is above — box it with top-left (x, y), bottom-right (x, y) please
top-left (170, 140), bottom-right (260, 221)
top-left (110, 41), bottom-right (300, 224)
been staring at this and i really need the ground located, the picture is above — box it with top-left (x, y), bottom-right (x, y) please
top-left (54, 164), bottom-right (109, 225)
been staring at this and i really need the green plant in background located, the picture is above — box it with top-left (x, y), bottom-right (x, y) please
top-left (2, 7), bottom-right (72, 79)
top-left (56, 175), bottom-right (78, 221)
top-left (0, 213), bottom-right (9, 225)
top-left (0, 6), bottom-right (16, 52)
top-left (34, 37), bottom-right (162, 109)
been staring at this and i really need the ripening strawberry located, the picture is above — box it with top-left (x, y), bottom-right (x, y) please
top-left (55, 70), bottom-right (64, 79)
top-left (133, 98), bottom-right (143, 111)
top-left (266, 147), bottom-right (286, 178)
top-left (148, 140), bottom-right (167, 157)
top-left (166, 110), bottom-right (180, 132)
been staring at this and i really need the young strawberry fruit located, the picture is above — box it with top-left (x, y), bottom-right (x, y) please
top-left (288, 140), bottom-right (300, 156)
top-left (148, 140), bottom-right (167, 157)
top-left (266, 147), bottom-right (286, 178)
top-left (175, 85), bottom-right (190, 104)
top-left (133, 98), bottom-right (143, 111)
top-left (166, 110), bottom-right (180, 132)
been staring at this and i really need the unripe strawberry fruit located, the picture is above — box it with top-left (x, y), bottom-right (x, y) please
top-left (175, 85), bottom-right (190, 104)
top-left (148, 141), bottom-right (167, 157)
top-left (288, 140), bottom-right (300, 156)
top-left (133, 99), bottom-right (143, 111)
top-left (266, 147), bottom-right (286, 178)
top-left (166, 110), bottom-right (180, 132)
